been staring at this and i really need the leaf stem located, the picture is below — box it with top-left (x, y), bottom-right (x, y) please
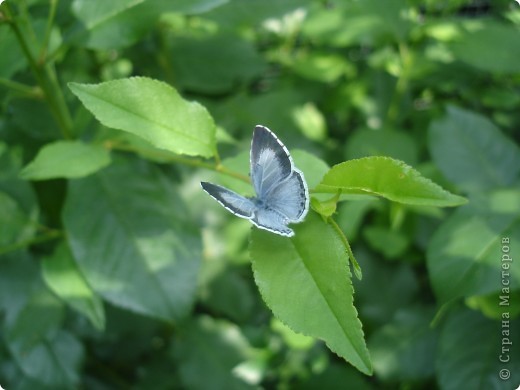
top-left (0, 77), bottom-right (43, 98)
top-left (385, 41), bottom-right (411, 126)
top-left (4, 2), bottom-right (73, 139)
top-left (0, 229), bottom-right (63, 256)
top-left (327, 217), bottom-right (363, 280)
top-left (38, 0), bottom-right (58, 64)
top-left (107, 141), bottom-right (251, 184)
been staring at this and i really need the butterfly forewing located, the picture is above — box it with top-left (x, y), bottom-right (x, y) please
top-left (201, 182), bottom-right (256, 219)
top-left (251, 126), bottom-right (293, 199)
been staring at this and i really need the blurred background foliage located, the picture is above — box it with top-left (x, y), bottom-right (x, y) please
top-left (1, 0), bottom-right (520, 389)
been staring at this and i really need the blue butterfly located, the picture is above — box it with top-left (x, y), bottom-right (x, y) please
top-left (201, 125), bottom-right (309, 237)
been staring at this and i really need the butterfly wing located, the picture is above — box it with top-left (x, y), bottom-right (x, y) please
top-left (251, 125), bottom-right (309, 222)
top-left (201, 182), bottom-right (256, 219)
top-left (264, 169), bottom-right (309, 222)
top-left (250, 125), bottom-right (293, 199)
top-left (251, 207), bottom-right (294, 237)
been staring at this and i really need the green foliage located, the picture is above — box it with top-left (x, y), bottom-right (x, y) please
top-left (1, 0), bottom-right (519, 389)
top-left (69, 78), bottom-right (216, 157)
top-left (20, 140), bottom-right (111, 180)
top-left (316, 156), bottom-right (467, 206)
top-left (251, 212), bottom-right (371, 375)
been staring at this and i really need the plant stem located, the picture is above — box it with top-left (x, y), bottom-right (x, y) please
top-left (4, 2), bottom-right (73, 139)
top-left (0, 229), bottom-right (63, 256)
top-left (38, 0), bottom-right (58, 64)
top-left (107, 141), bottom-right (251, 184)
top-left (385, 41), bottom-right (411, 126)
top-left (327, 217), bottom-right (363, 280)
top-left (0, 77), bottom-right (43, 98)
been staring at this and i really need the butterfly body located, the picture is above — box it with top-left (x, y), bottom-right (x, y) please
top-left (201, 125), bottom-right (309, 237)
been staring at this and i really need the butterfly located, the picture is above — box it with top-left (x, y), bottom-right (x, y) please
top-left (201, 125), bottom-right (309, 237)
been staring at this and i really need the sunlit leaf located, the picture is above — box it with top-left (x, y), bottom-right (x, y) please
top-left (316, 157), bottom-right (467, 207)
top-left (250, 211), bottom-right (372, 375)
top-left (69, 77), bottom-right (216, 157)
top-left (20, 141), bottom-right (110, 180)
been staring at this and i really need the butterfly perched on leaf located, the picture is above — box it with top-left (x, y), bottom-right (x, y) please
top-left (201, 125), bottom-right (309, 237)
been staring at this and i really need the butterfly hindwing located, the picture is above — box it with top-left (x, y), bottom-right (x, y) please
top-left (264, 169), bottom-right (308, 222)
top-left (201, 182), bottom-right (256, 219)
top-left (252, 207), bottom-right (294, 237)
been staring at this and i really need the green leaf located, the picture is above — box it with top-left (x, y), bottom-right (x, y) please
top-left (42, 242), bottom-right (105, 330)
top-left (369, 308), bottom-right (438, 381)
top-left (20, 141), bottom-right (110, 180)
top-left (291, 52), bottom-right (350, 83)
top-left (169, 33), bottom-right (266, 94)
top-left (465, 290), bottom-right (520, 320)
top-left (69, 0), bottom-right (158, 49)
top-left (315, 156), bottom-right (467, 207)
top-left (206, 0), bottom-right (311, 27)
top-left (449, 21), bottom-right (520, 74)
top-left (436, 308), bottom-right (520, 390)
top-left (353, 249), bottom-right (419, 326)
top-left (173, 316), bottom-right (253, 389)
top-left (1, 260), bottom-right (83, 389)
top-left (292, 149), bottom-right (330, 190)
top-left (0, 191), bottom-right (35, 248)
top-left (291, 103), bottom-right (327, 142)
top-left (198, 259), bottom-right (255, 323)
top-left (0, 25), bottom-right (27, 78)
top-left (428, 106), bottom-right (520, 192)
top-left (298, 363), bottom-right (373, 390)
top-left (157, 0), bottom-right (229, 14)
top-left (8, 329), bottom-right (84, 389)
top-left (271, 318), bottom-right (315, 350)
top-left (345, 128), bottom-right (419, 165)
top-left (0, 252), bottom-right (46, 325)
top-left (250, 211), bottom-right (372, 375)
top-left (62, 157), bottom-right (201, 321)
top-left (0, 144), bottom-right (39, 252)
top-left (427, 189), bottom-right (520, 304)
top-left (363, 226), bottom-right (410, 260)
top-left (69, 77), bottom-right (216, 158)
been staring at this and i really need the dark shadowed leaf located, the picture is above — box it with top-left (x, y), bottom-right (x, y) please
top-left (436, 308), bottom-right (520, 390)
top-left (63, 157), bottom-right (201, 321)
top-left (427, 189), bottom-right (520, 304)
top-left (173, 316), bottom-right (254, 389)
top-left (42, 242), bottom-right (105, 330)
top-left (428, 106), bottom-right (520, 192)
